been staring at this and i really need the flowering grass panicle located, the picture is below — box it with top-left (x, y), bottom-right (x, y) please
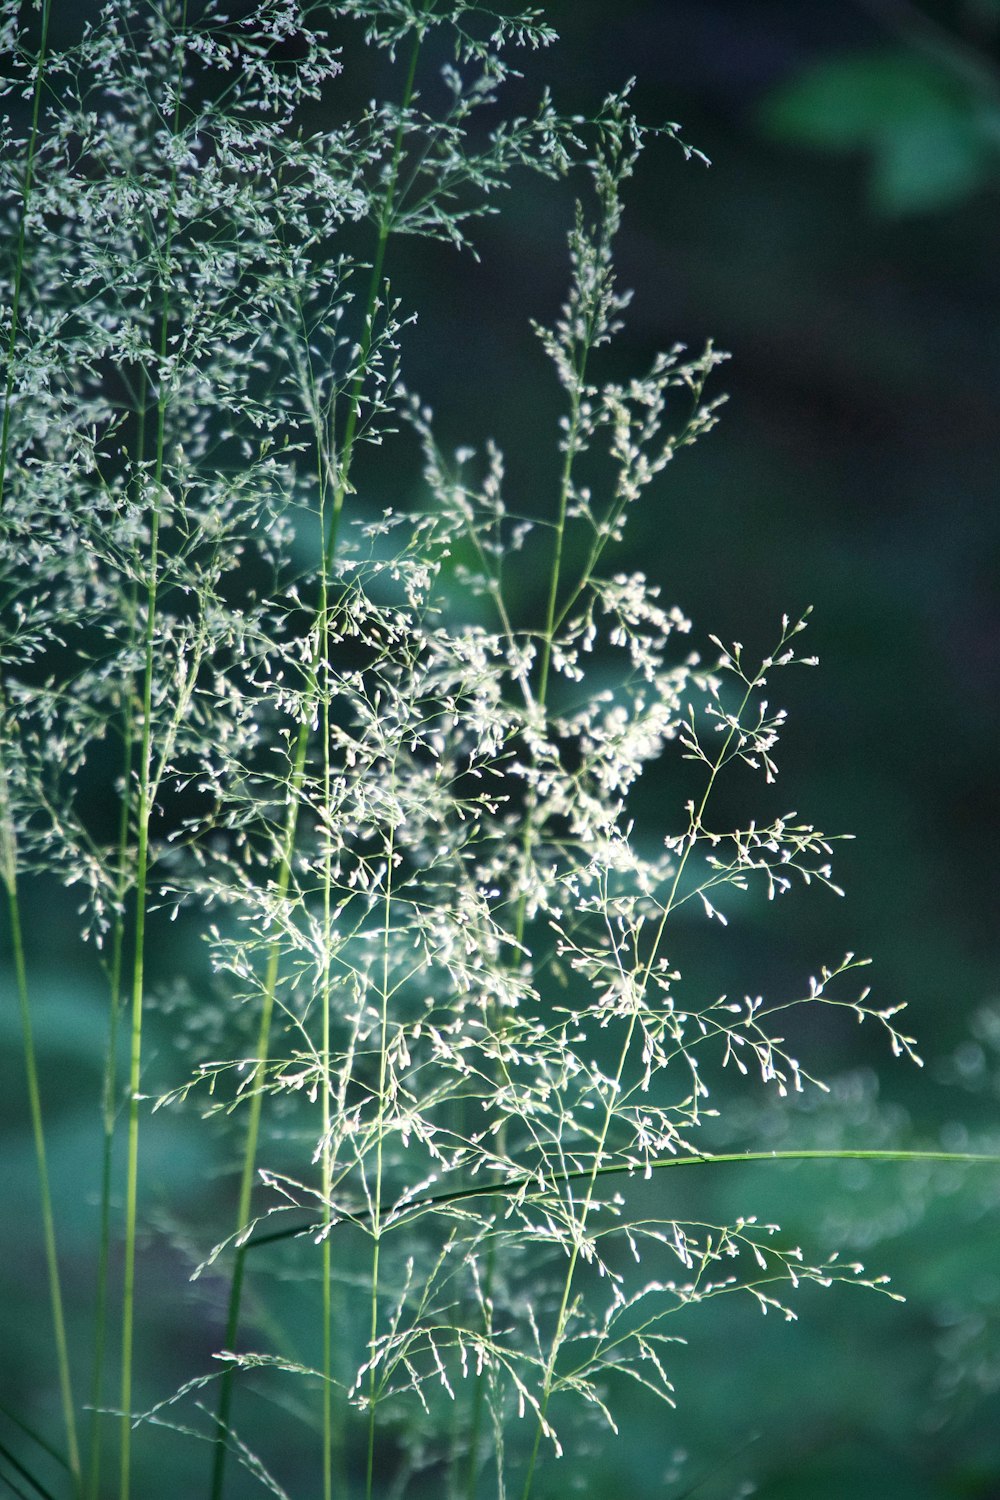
top-left (0, 5), bottom-right (989, 1500)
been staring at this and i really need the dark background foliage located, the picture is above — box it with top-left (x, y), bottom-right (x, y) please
top-left (4, 3), bottom-right (998, 1497)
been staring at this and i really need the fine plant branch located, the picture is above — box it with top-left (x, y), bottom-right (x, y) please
top-left (465, 119), bottom-right (647, 1491)
top-left (516, 599), bottom-right (774, 1499)
top-left (238, 1148), bottom-right (1000, 1252)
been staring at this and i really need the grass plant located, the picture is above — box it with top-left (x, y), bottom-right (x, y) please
top-left (1, 4), bottom-right (998, 1500)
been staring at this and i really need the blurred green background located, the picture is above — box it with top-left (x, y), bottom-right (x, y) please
top-left (4, 2), bottom-right (999, 1497)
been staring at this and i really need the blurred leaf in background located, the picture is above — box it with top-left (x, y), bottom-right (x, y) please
top-left (759, 34), bottom-right (1000, 214)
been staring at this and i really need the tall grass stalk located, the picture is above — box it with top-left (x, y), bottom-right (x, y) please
top-left (1, 811), bottom-right (81, 1492)
top-left (117, 508), bottom-right (159, 1500)
top-left (320, 476), bottom-right (335, 1500)
top-left (87, 523), bottom-right (141, 1500)
top-left (119, 15), bottom-right (188, 1488)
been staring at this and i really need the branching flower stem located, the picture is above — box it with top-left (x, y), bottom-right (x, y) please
top-left (208, 27), bottom-right (427, 1500)
top-left (467, 289), bottom-right (594, 1500)
top-left (641, 645), bottom-right (774, 995)
top-left (537, 363), bottom-right (587, 708)
top-left (518, 1009), bottom-right (636, 1500)
top-left (6, 11), bottom-right (976, 1495)
top-left (519, 659), bottom-right (767, 1500)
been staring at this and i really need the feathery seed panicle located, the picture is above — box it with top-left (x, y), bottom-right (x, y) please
top-left (0, 4), bottom-right (929, 1497)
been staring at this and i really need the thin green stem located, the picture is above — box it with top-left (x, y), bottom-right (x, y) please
top-left (1, 808), bottom-right (82, 1490)
top-left (364, 1234), bottom-right (382, 1500)
top-left (461, 1237), bottom-right (494, 1500)
top-left (207, 778), bottom-right (306, 1500)
top-left (319, 411), bottom-right (335, 1500)
top-left (86, 699), bottom-right (134, 1500)
top-left (118, 490), bottom-right (161, 1500)
top-left (365, 820), bottom-right (395, 1500)
top-left (88, 383), bottom-right (144, 1500)
top-left (119, 14), bottom-right (187, 1488)
top-left (514, 341), bottom-right (591, 946)
top-left (536, 376), bottom-right (585, 708)
top-left (243, 1146), bottom-right (1000, 1252)
top-left (467, 337), bottom-right (590, 1500)
top-left (322, 1043), bottom-right (333, 1483)
top-left (519, 1007), bottom-right (636, 1500)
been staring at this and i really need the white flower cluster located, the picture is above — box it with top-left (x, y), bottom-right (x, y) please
top-left (0, 6), bottom-right (918, 1499)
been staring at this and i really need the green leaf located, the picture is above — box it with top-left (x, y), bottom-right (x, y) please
top-left (759, 49), bottom-right (995, 213)
top-left (760, 51), bottom-right (964, 147)
top-left (873, 117), bottom-right (987, 212)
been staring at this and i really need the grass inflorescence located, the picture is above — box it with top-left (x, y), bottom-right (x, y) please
top-left (1, 4), bottom-right (997, 1499)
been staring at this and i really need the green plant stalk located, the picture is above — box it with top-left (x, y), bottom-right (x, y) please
top-left (118, 491), bottom-right (161, 1500)
top-left (462, 1254), bottom-right (493, 1498)
top-left (207, 799), bottom-right (303, 1500)
top-left (365, 820), bottom-right (396, 1500)
top-left (87, 821), bottom-right (130, 1498)
top-left (319, 434), bottom-right (335, 1500)
top-left (322, 892), bottom-right (333, 1500)
top-left (243, 1146), bottom-right (1000, 1252)
top-left (208, 28), bottom-right (425, 1499)
top-left (536, 374), bottom-right (585, 708)
top-left (88, 376), bottom-right (144, 1500)
top-left (288, 252), bottom-right (353, 1498)
top-left (1, 821), bottom-right (82, 1490)
top-left (466, 339), bottom-right (590, 1500)
top-left (120, 11), bottom-right (188, 1475)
